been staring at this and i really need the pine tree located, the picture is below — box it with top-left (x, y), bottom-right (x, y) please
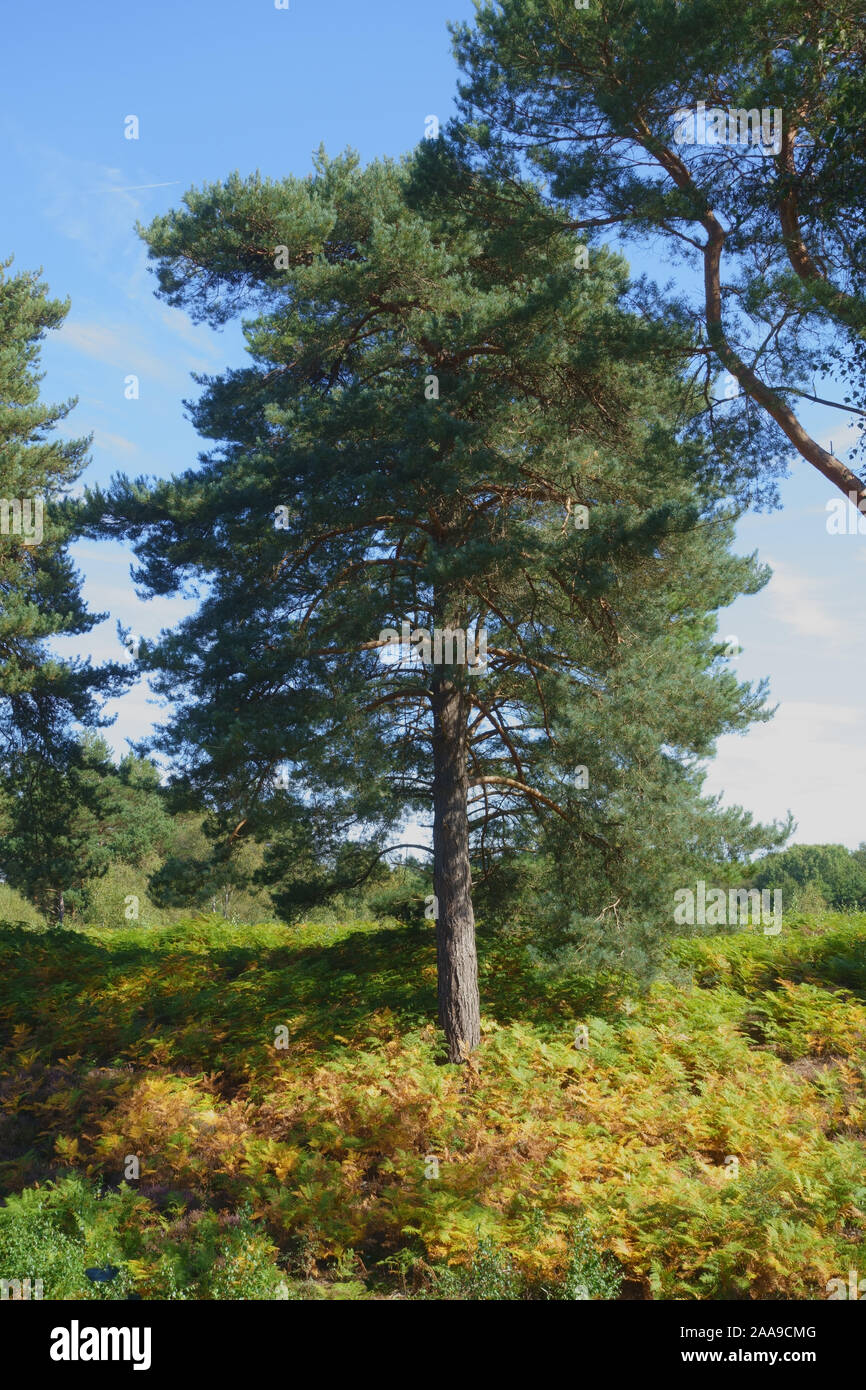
top-left (88, 146), bottom-right (780, 1058)
top-left (451, 0), bottom-right (866, 504)
top-left (0, 260), bottom-right (127, 921)
top-left (0, 735), bottom-right (176, 924)
top-left (0, 746), bottom-right (108, 923)
top-left (0, 260), bottom-right (120, 749)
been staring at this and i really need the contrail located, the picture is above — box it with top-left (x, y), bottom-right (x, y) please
top-left (97, 181), bottom-right (181, 192)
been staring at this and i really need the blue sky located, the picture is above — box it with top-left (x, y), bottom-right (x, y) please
top-left (1, 0), bottom-right (863, 847)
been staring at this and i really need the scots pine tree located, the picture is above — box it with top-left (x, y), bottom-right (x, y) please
top-left (0, 260), bottom-right (126, 921)
top-left (89, 147), bottom-right (780, 1058)
top-left (0, 260), bottom-right (119, 749)
top-left (452, 0), bottom-right (866, 503)
top-left (0, 747), bottom-right (109, 923)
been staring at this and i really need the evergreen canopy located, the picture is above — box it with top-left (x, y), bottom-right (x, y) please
top-left (0, 259), bottom-right (121, 757)
top-left (86, 147), bottom-right (783, 1056)
top-left (452, 0), bottom-right (866, 506)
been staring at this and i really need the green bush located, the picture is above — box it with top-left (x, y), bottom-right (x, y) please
top-left (0, 1178), bottom-right (288, 1301)
top-left (139, 1207), bottom-right (288, 1300)
top-left (432, 1235), bottom-right (524, 1300)
top-left (431, 1220), bottom-right (622, 1300)
top-left (0, 1177), bottom-right (139, 1299)
top-left (0, 882), bottom-right (45, 928)
top-left (549, 1218), bottom-right (623, 1300)
top-left (80, 863), bottom-right (161, 930)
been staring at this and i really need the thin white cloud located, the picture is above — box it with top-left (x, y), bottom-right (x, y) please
top-left (32, 148), bottom-right (144, 254)
top-left (55, 319), bottom-right (178, 386)
top-left (763, 558), bottom-right (847, 642)
top-left (159, 306), bottom-right (221, 358)
top-left (92, 429), bottom-right (138, 456)
top-left (817, 418), bottom-right (861, 459)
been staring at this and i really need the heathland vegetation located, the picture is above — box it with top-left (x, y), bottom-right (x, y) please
top-left (1, 1), bottom-right (864, 1300)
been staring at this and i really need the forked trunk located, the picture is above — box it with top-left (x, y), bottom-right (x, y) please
top-left (432, 681), bottom-right (481, 1062)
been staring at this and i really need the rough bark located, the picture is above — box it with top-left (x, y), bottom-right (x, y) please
top-left (432, 680), bottom-right (481, 1063)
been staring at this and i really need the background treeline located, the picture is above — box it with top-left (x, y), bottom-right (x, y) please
top-left (1, 731), bottom-right (863, 929)
top-left (0, 734), bottom-right (272, 928)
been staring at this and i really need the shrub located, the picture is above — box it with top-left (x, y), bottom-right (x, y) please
top-left (432, 1235), bottom-right (524, 1300)
top-left (0, 1177), bottom-right (140, 1299)
top-left (0, 1177), bottom-right (289, 1301)
top-left (548, 1218), bottom-right (623, 1300)
top-left (80, 864), bottom-right (161, 930)
top-left (0, 882), bottom-right (45, 928)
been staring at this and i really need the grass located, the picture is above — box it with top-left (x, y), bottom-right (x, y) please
top-left (0, 911), bottom-right (865, 1299)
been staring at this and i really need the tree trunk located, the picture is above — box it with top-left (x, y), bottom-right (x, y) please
top-left (57, 890), bottom-right (64, 928)
top-left (432, 681), bottom-right (481, 1062)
